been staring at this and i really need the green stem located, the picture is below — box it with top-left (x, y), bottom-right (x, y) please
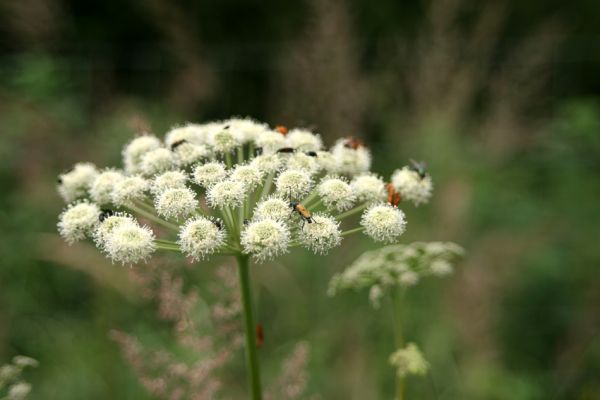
top-left (257, 172), bottom-right (274, 202)
top-left (335, 203), bottom-right (368, 220)
top-left (391, 287), bottom-right (405, 400)
top-left (127, 204), bottom-right (179, 231)
top-left (237, 145), bottom-right (245, 164)
top-left (236, 254), bottom-right (263, 400)
top-left (341, 226), bottom-right (365, 236)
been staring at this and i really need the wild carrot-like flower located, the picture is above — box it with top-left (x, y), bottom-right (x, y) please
top-left (55, 118), bottom-right (433, 399)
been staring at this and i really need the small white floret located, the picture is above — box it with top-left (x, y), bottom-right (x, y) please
top-left (286, 129), bottom-right (323, 152)
top-left (224, 117), bottom-right (270, 143)
top-left (317, 177), bottom-right (356, 212)
top-left (315, 151), bottom-right (337, 173)
top-left (360, 204), bottom-right (406, 243)
top-left (241, 218), bottom-right (290, 262)
top-left (254, 130), bottom-right (287, 153)
top-left (93, 213), bottom-right (137, 248)
top-left (164, 124), bottom-right (207, 147)
top-left (57, 162), bottom-right (98, 203)
top-left (298, 214), bottom-right (342, 255)
top-left (57, 201), bottom-right (101, 243)
top-left (192, 162), bottom-right (227, 188)
top-left (391, 167), bottom-right (433, 206)
top-left (155, 187), bottom-right (198, 220)
top-left (111, 175), bottom-right (149, 206)
top-left (207, 179), bottom-right (246, 208)
top-left (173, 142), bottom-right (211, 166)
top-left (286, 152), bottom-right (320, 174)
top-left (178, 216), bottom-right (226, 260)
top-left (389, 343), bottom-right (429, 377)
top-left (230, 164), bottom-right (263, 191)
top-left (331, 138), bottom-right (371, 176)
top-left (209, 124), bottom-right (239, 153)
top-left (253, 196), bottom-right (290, 221)
top-left (251, 154), bottom-right (284, 174)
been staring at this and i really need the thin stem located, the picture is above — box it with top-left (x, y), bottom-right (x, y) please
top-left (225, 152), bottom-right (233, 168)
top-left (127, 204), bottom-right (179, 231)
top-left (341, 226), bottom-right (365, 236)
top-left (235, 254), bottom-right (263, 400)
top-left (155, 243), bottom-right (181, 252)
top-left (258, 172), bottom-right (274, 202)
top-left (391, 287), bottom-right (405, 400)
top-left (237, 145), bottom-right (245, 164)
top-left (335, 203), bottom-right (368, 220)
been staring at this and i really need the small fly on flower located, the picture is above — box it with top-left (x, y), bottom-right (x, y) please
top-left (409, 159), bottom-right (428, 179)
top-left (275, 125), bottom-right (288, 135)
top-left (305, 151), bottom-right (318, 157)
top-left (386, 183), bottom-right (402, 206)
top-left (276, 147), bottom-right (296, 154)
top-left (99, 208), bottom-right (115, 222)
top-left (343, 136), bottom-right (365, 150)
top-left (170, 139), bottom-right (187, 150)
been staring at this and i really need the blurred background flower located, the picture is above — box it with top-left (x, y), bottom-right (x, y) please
top-left (0, 0), bottom-right (599, 398)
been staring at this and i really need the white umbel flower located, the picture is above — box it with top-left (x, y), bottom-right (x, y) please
top-left (317, 177), bottom-right (356, 212)
top-left (225, 117), bottom-right (269, 143)
top-left (230, 164), bottom-right (263, 191)
top-left (286, 129), bottom-right (323, 151)
top-left (89, 169), bottom-right (124, 205)
top-left (315, 151), bottom-right (337, 173)
top-left (151, 170), bottom-right (187, 196)
top-left (389, 343), bottom-right (429, 377)
top-left (361, 204), bottom-right (406, 243)
top-left (251, 154), bottom-right (284, 174)
top-left (275, 169), bottom-right (313, 199)
top-left (286, 152), bottom-right (320, 174)
top-left (391, 167), bottom-right (433, 206)
top-left (254, 130), bottom-right (287, 154)
top-left (178, 216), bottom-right (226, 260)
top-left (351, 174), bottom-right (386, 203)
top-left (123, 135), bottom-right (161, 174)
top-left (331, 138), bottom-right (371, 176)
top-left (93, 213), bottom-right (137, 248)
top-left (173, 142), bottom-right (211, 166)
top-left (57, 201), bottom-right (101, 243)
top-left (139, 148), bottom-right (176, 176)
top-left (241, 218), bottom-right (290, 262)
top-left (399, 270), bottom-right (419, 287)
top-left (298, 214), bottom-right (342, 255)
top-left (105, 223), bottom-right (156, 265)
top-left (155, 187), bottom-right (198, 220)
top-left (253, 196), bottom-right (290, 221)
top-left (429, 259), bottom-right (453, 276)
top-left (193, 162), bottom-right (227, 188)
top-left (7, 382), bottom-right (32, 400)
top-left (209, 125), bottom-right (239, 153)
top-left (57, 162), bottom-right (98, 203)
top-left (164, 124), bottom-right (206, 147)
top-left (207, 180), bottom-right (246, 208)
top-left (111, 175), bottom-right (149, 206)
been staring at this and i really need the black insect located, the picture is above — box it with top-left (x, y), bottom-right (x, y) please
top-left (305, 151), bottom-right (318, 157)
top-left (254, 147), bottom-right (264, 157)
top-left (276, 147), bottom-right (296, 154)
top-left (212, 219), bottom-right (224, 230)
top-left (409, 159), bottom-right (428, 179)
top-left (223, 125), bottom-right (230, 130)
top-left (170, 139), bottom-right (187, 150)
top-left (243, 218), bottom-right (250, 226)
top-left (99, 209), bottom-right (115, 222)
top-left (57, 177), bottom-right (63, 184)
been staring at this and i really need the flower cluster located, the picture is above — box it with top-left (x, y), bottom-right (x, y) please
top-left (57, 118), bottom-right (433, 264)
top-left (388, 343), bottom-right (429, 378)
top-left (0, 356), bottom-right (38, 400)
top-left (328, 242), bottom-right (463, 307)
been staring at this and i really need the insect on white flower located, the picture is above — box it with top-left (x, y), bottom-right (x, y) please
top-left (391, 166), bottom-right (433, 206)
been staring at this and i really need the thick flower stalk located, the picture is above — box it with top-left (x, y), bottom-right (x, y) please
top-left (329, 242), bottom-right (463, 399)
top-left (56, 118), bottom-right (432, 399)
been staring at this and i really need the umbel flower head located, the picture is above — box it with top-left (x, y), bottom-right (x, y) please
top-left (328, 242), bottom-right (464, 307)
top-left (389, 343), bottom-right (430, 377)
top-left (56, 118), bottom-right (435, 265)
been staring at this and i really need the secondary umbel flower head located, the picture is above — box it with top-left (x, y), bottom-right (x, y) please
top-left (58, 201), bottom-right (101, 243)
top-left (89, 169), bottom-right (124, 205)
top-left (111, 175), bottom-right (149, 206)
top-left (251, 154), bottom-right (284, 174)
top-left (389, 343), bottom-right (429, 377)
top-left (58, 162), bottom-right (98, 203)
top-left (139, 148), bottom-right (176, 176)
top-left (178, 216), bottom-right (226, 260)
top-left (317, 176), bottom-right (356, 212)
top-left (275, 169), bottom-right (313, 199)
top-left (286, 129), bottom-right (323, 152)
top-left (104, 222), bottom-right (156, 264)
top-left (298, 214), bottom-right (342, 255)
top-left (241, 218), bottom-right (290, 262)
top-left (391, 166), bottom-right (433, 206)
top-left (173, 142), bottom-right (211, 166)
top-left (351, 174), bottom-right (386, 203)
top-left (225, 117), bottom-right (270, 144)
top-left (122, 135), bottom-right (161, 174)
top-left (164, 124), bottom-right (206, 147)
top-left (254, 130), bottom-right (287, 153)
top-left (331, 138), bottom-right (371, 176)
top-left (93, 213), bottom-right (137, 248)
top-left (360, 204), bottom-right (406, 243)
top-left (155, 187), bottom-right (198, 220)
top-left (209, 125), bottom-right (239, 153)
top-left (286, 152), bottom-right (320, 174)
top-left (150, 170), bottom-right (188, 196)
top-left (193, 162), bottom-right (227, 188)
top-left (207, 180), bottom-right (246, 208)
top-left (230, 164), bottom-right (263, 191)
top-left (254, 196), bottom-right (290, 221)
